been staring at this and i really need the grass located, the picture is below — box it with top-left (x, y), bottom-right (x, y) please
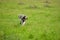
top-left (0, 0), bottom-right (60, 40)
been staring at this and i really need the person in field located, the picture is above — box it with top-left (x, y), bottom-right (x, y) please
top-left (18, 14), bottom-right (28, 25)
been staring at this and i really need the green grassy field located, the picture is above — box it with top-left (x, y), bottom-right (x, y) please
top-left (0, 0), bottom-right (60, 40)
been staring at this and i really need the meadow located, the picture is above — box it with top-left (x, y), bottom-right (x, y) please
top-left (0, 0), bottom-right (60, 40)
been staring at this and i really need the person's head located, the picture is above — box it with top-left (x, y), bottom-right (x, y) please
top-left (23, 16), bottom-right (28, 20)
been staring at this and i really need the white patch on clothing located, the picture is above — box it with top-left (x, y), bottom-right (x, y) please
top-left (22, 22), bottom-right (26, 26)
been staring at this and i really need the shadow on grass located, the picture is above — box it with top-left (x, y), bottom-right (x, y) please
top-left (13, 22), bottom-right (22, 28)
top-left (35, 38), bottom-right (38, 40)
top-left (28, 34), bottom-right (34, 39)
